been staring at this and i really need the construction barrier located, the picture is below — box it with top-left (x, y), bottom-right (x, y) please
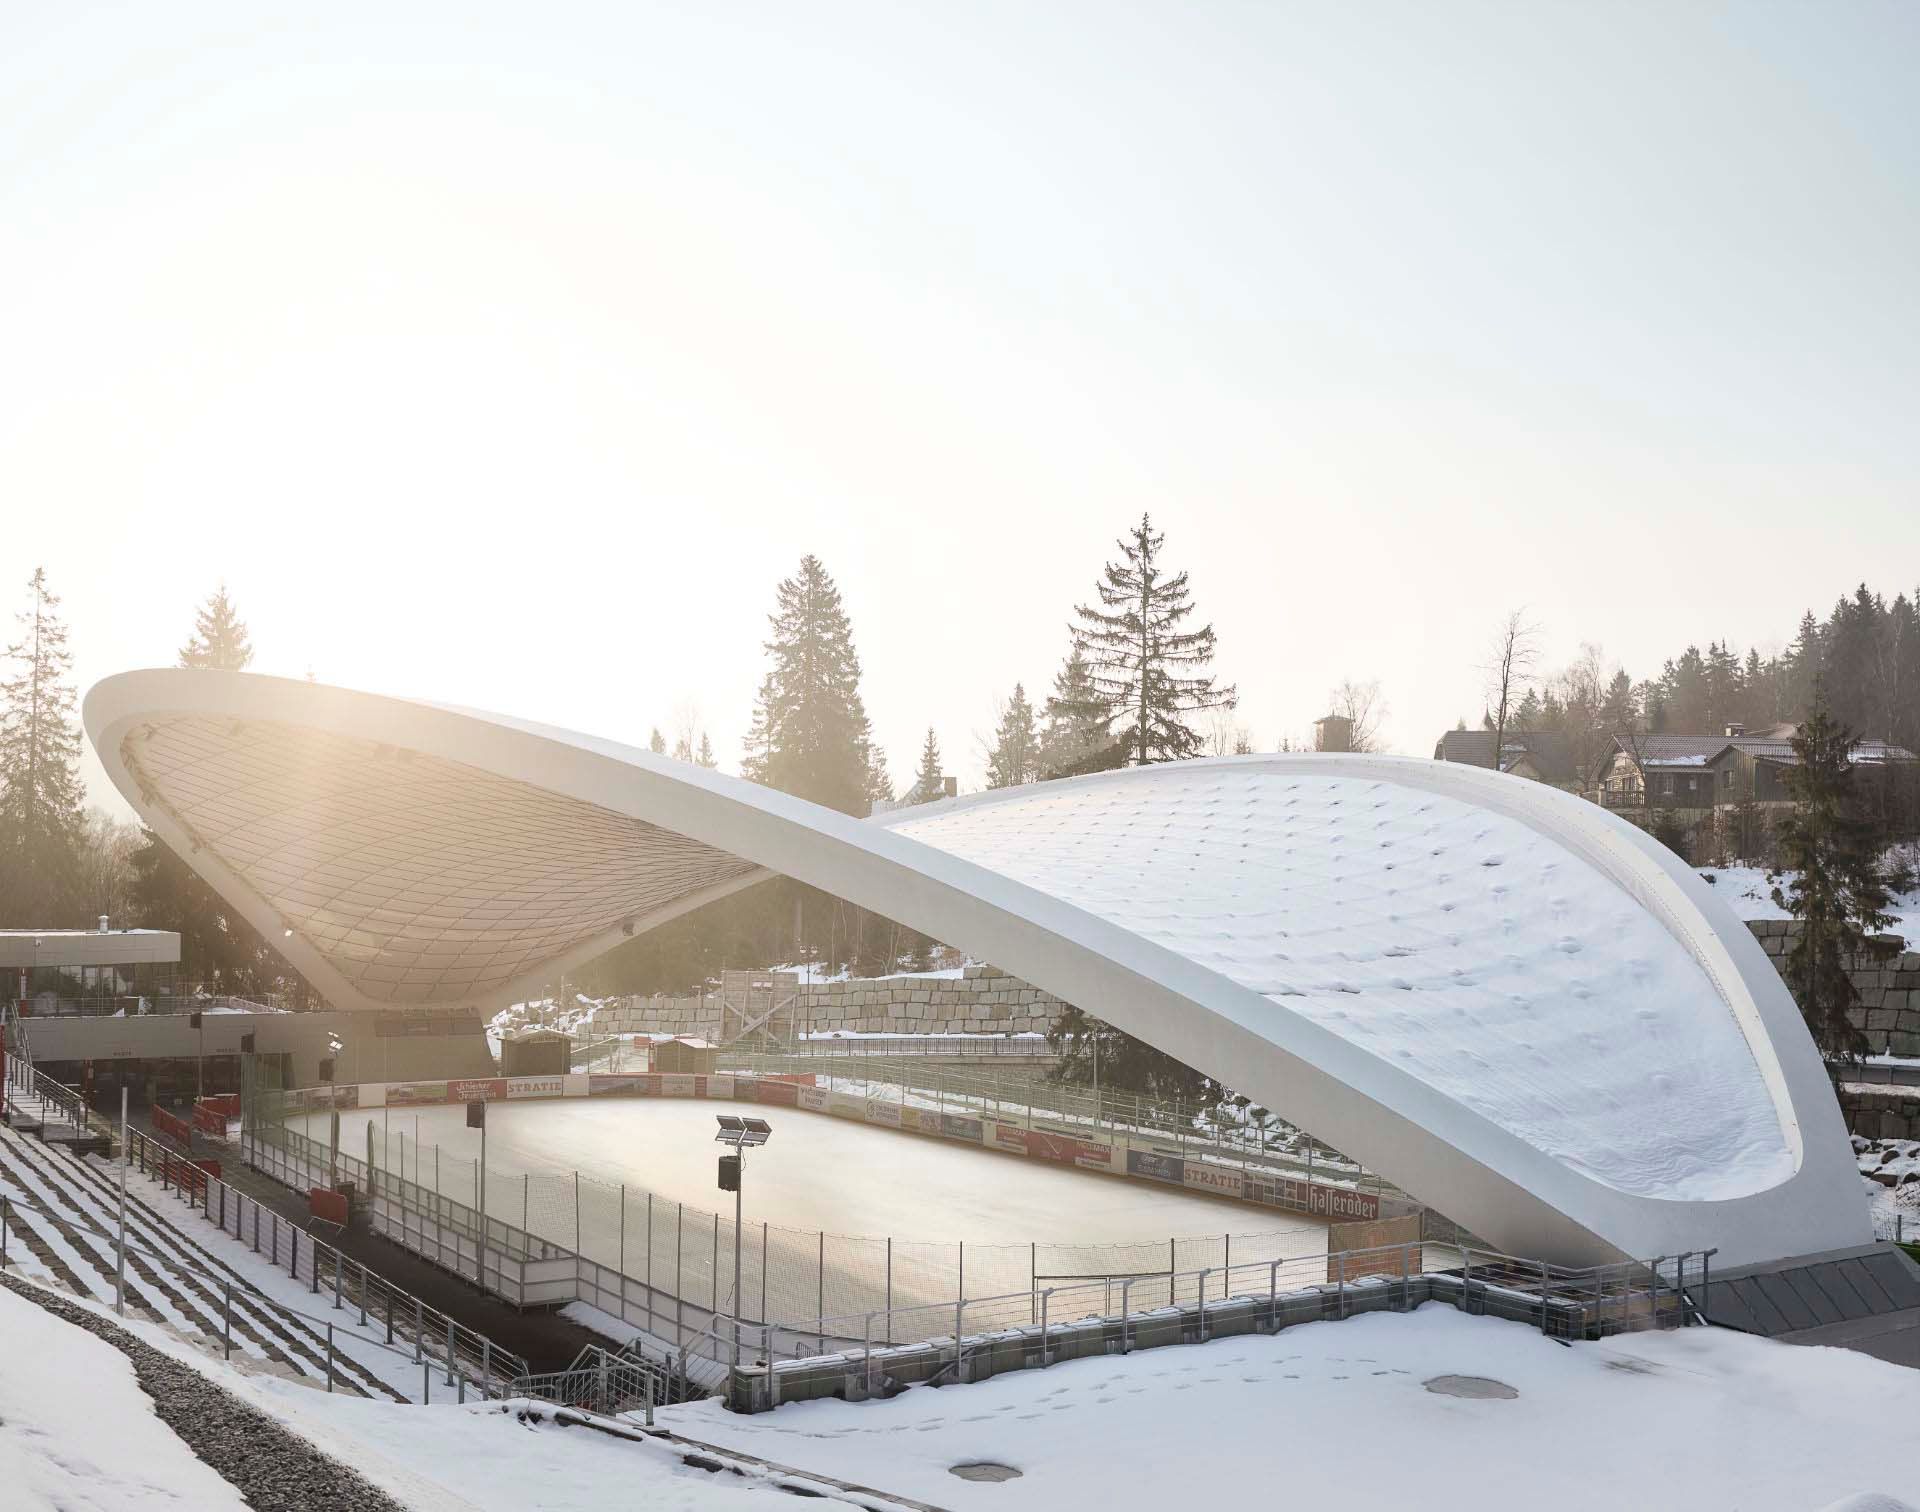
top-left (151, 1104), bottom-right (196, 1151)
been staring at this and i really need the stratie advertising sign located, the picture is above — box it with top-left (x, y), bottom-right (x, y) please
top-left (506, 1076), bottom-right (565, 1099)
top-left (1180, 1161), bottom-right (1244, 1199)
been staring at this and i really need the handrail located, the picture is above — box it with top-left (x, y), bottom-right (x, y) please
top-left (5, 1060), bottom-right (526, 1392)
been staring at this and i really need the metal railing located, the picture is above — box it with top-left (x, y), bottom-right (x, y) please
top-left (717, 1049), bottom-right (1407, 1205)
top-left (0, 1184), bottom-right (451, 1399)
top-left (507, 1343), bottom-right (676, 1420)
top-left (777, 1034), bottom-right (1057, 1061)
top-left (6, 1060), bottom-right (526, 1396)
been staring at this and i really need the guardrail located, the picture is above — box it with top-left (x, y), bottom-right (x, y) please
top-left (779, 1035), bottom-right (1057, 1060)
top-left (724, 1243), bottom-right (1713, 1413)
top-left (717, 1049), bottom-right (1413, 1213)
top-left (5, 1060), bottom-right (526, 1395)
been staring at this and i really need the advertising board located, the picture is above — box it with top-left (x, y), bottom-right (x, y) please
top-left (385, 1080), bottom-right (449, 1106)
top-left (506, 1076), bottom-right (565, 1099)
top-left (1126, 1149), bottom-right (1186, 1184)
top-left (447, 1078), bottom-right (506, 1103)
top-left (1180, 1161), bottom-right (1244, 1199)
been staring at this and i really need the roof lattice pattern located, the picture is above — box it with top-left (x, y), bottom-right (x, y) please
top-left (121, 715), bottom-right (757, 1006)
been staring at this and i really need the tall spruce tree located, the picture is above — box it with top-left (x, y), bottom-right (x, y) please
top-left (696, 732), bottom-right (719, 769)
top-left (177, 583), bottom-right (254, 671)
top-left (740, 555), bottom-right (873, 816)
top-left (1072, 515), bottom-right (1234, 765)
top-left (986, 684), bottom-right (1039, 788)
top-left (0, 569), bottom-right (87, 922)
top-left (1038, 645), bottom-right (1112, 777)
top-left (1770, 694), bottom-right (1915, 1061)
top-left (905, 727), bottom-right (946, 805)
top-left (648, 728), bottom-right (667, 755)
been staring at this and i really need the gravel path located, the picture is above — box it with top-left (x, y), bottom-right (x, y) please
top-left (0, 1271), bottom-right (410, 1511)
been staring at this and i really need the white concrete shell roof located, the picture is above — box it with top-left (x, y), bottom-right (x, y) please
top-left (85, 670), bottom-right (1868, 1268)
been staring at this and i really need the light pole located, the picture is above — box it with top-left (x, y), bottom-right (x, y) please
top-left (714, 1115), bottom-right (772, 1378)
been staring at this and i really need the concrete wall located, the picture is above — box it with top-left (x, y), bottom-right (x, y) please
top-left (21, 1010), bottom-right (496, 1086)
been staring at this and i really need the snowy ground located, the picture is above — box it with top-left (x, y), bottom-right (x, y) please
top-left (669, 1305), bottom-right (1920, 1512)
top-left (1858, 1137), bottom-right (1920, 1239)
top-left (0, 1282), bottom-right (246, 1510)
top-left (8, 1276), bottom-right (1918, 1512)
top-left (1700, 861), bottom-right (1920, 948)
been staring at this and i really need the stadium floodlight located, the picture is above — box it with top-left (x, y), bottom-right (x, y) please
top-left (712, 1115), bottom-right (774, 1374)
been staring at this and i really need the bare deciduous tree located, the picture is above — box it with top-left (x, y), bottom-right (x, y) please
top-left (1482, 610), bottom-right (1541, 775)
top-left (1206, 710), bottom-right (1255, 757)
top-left (1326, 678), bottom-right (1388, 753)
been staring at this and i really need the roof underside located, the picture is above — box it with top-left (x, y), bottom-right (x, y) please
top-left (119, 714), bottom-right (757, 1005)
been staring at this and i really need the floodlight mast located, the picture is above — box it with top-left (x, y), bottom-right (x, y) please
top-left (715, 1114), bottom-right (773, 1379)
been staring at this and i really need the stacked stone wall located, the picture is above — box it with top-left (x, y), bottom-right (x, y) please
top-left (1744, 920), bottom-right (1920, 1059)
top-left (592, 965), bottom-right (1065, 1039)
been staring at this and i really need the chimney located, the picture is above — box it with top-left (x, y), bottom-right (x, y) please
top-left (98, 914), bottom-right (110, 933)
top-left (1724, 723), bottom-right (1745, 739)
top-left (942, 775), bottom-right (958, 800)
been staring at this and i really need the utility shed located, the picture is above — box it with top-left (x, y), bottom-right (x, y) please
top-left (499, 1028), bottom-right (570, 1077)
top-left (650, 1037), bottom-right (715, 1075)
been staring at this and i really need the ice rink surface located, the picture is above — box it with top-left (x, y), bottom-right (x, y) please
top-left (306, 1097), bottom-right (1328, 1252)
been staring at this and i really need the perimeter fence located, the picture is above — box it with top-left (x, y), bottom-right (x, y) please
top-left (715, 1049), bottom-right (1410, 1204)
top-left (257, 1108), bottom-right (1335, 1336)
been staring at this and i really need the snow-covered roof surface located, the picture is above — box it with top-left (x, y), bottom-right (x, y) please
top-left (891, 769), bottom-right (1791, 1202)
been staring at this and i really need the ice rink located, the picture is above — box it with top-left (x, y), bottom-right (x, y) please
top-left (296, 1096), bottom-right (1332, 1329)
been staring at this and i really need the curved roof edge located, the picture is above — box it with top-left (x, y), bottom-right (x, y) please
top-left (84, 670), bottom-right (1869, 1269)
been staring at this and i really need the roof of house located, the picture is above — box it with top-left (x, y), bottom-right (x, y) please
top-left (1611, 731), bottom-right (1917, 771)
top-left (1432, 729), bottom-right (1577, 783)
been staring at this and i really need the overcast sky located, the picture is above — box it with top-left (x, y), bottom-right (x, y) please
top-left (5, 1), bottom-right (1916, 818)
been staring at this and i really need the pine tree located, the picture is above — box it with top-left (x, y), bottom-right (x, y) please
top-left (648, 728), bottom-right (667, 756)
top-left (986, 684), bottom-right (1039, 788)
top-left (1038, 644), bottom-right (1112, 777)
top-left (1073, 514), bottom-right (1235, 765)
top-left (177, 583), bottom-right (254, 671)
top-left (739, 556), bottom-right (873, 816)
top-left (1045, 1004), bottom-right (1217, 1106)
top-left (1600, 667), bottom-right (1637, 734)
top-left (696, 733), bottom-right (718, 770)
top-left (904, 727), bottom-right (946, 805)
top-left (863, 743), bottom-right (894, 808)
top-left (1770, 694), bottom-right (1915, 1061)
top-left (0, 569), bottom-right (87, 922)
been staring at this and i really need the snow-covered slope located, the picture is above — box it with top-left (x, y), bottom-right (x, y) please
top-left (1699, 864), bottom-right (1920, 949)
top-left (894, 770), bottom-right (1794, 1202)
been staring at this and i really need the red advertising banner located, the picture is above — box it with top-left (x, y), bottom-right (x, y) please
top-left (446, 1078), bottom-right (506, 1103)
top-left (1309, 1183), bottom-right (1381, 1222)
top-left (750, 1078), bottom-right (799, 1107)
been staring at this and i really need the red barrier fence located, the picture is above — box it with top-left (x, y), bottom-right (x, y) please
top-left (192, 1102), bottom-right (229, 1137)
top-left (200, 1093), bottom-right (241, 1117)
top-left (159, 1153), bottom-right (220, 1198)
top-left (151, 1105), bottom-right (195, 1151)
top-left (309, 1186), bottom-right (350, 1227)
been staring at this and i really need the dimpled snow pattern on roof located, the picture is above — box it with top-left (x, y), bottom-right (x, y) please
top-left (891, 770), bottom-right (1794, 1202)
top-left (120, 716), bottom-right (756, 1005)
